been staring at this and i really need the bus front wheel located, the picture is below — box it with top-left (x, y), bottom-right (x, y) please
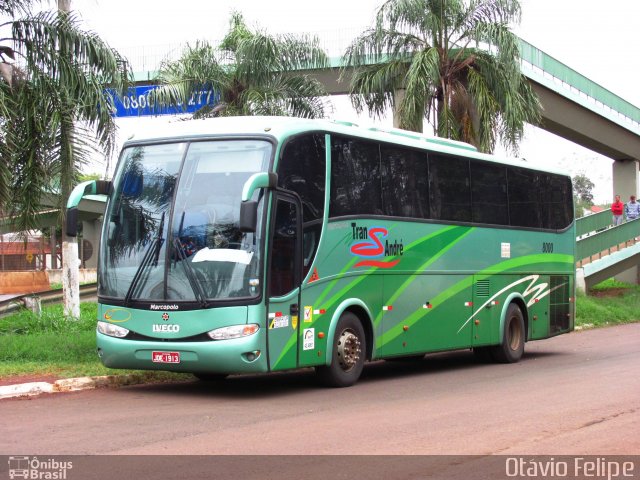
top-left (491, 303), bottom-right (525, 363)
top-left (316, 312), bottom-right (365, 388)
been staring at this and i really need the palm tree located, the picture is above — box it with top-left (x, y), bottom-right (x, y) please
top-left (343, 0), bottom-right (540, 153)
top-left (0, 0), bottom-right (130, 316)
top-left (149, 12), bottom-right (329, 119)
top-left (1, 1), bottom-right (129, 228)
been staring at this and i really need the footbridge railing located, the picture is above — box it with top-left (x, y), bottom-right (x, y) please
top-left (575, 211), bottom-right (640, 290)
top-left (576, 208), bottom-right (639, 261)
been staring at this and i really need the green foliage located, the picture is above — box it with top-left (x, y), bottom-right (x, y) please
top-left (573, 198), bottom-right (589, 218)
top-left (573, 173), bottom-right (595, 204)
top-left (0, 303), bottom-right (97, 374)
top-left (150, 11), bottom-right (329, 120)
top-left (0, 2), bottom-right (130, 231)
top-left (343, 0), bottom-right (540, 154)
top-left (0, 303), bottom-right (97, 335)
top-left (589, 278), bottom-right (632, 291)
top-left (572, 173), bottom-right (596, 218)
top-left (0, 330), bottom-right (97, 363)
top-left (79, 172), bottom-right (103, 182)
top-left (576, 282), bottom-right (640, 328)
top-left (0, 302), bottom-right (190, 380)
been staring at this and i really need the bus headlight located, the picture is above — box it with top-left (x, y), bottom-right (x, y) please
top-left (97, 321), bottom-right (130, 338)
top-left (207, 324), bottom-right (259, 340)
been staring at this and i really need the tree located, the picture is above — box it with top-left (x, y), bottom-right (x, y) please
top-left (343, 0), bottom-right (540, 154)
top-left (572, 173), bottom-right (595, 218)
top-left (0, 0), bottom-right (130, 316)
top-left (149, 12), bottom-right (329, 119)
top-left (573, 173), bottom-right (595, 205)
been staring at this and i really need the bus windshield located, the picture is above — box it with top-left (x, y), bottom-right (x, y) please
top-left (99, 139), bottom-right (271, 303)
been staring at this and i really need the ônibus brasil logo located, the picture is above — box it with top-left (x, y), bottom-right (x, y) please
top-left (350, 223), bottom-right (404, 268)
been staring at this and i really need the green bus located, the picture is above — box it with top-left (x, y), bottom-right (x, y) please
top-left (67, 116), bottom-right (575, 387)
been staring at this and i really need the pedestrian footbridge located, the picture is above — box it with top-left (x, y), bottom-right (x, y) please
top-left (576, 211), bottom-right (640, 290)
top-left (126, 33), bottom-right (640, 203)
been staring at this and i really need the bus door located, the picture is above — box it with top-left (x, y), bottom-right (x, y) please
top-left (266, 193), bottom-right (302, 371)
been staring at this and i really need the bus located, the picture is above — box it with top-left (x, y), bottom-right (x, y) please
top-left (67, 116), bottom-right (575, 387)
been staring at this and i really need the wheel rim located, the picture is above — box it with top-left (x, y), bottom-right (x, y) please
top-left (508, 315), bottom-right (523, 351)
top-left (336, 328), bottom-right (362, 372)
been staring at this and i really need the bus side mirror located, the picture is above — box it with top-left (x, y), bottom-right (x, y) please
top-left (66, 180), bottom-right (113, 237)
top-left (239, 201), bottom-right (258, 233)
top-left (239, 173), bottom-right (277, 233)
top-left (241, 172), bottom-right (278, 202)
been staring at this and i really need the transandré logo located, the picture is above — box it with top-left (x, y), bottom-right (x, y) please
top-left (350, 223), bottom-right (404, 269)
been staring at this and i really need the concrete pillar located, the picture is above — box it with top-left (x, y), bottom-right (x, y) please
top-left (612, 159), bottom-right (639, 201)
top-left (392, 89), bottom-right (405, 129)
top-left (612, 159), bottom-right (639, 284)
top-left (576, 267), bottom-right (586, 293)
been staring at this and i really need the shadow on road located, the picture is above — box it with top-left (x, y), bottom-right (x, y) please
top-left (124, 347), bottom-right (562, 399)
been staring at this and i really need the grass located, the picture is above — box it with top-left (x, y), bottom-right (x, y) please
top-left (49, 281), bottom-right (94, 290)
top-left (1, 280), bottom-right (639, 380)
top-left (588, 277), bottom-right (633, 291)
top-left (0, 303), bottom-right (189, 382)
top-left (576, 279), bottom-right (640, 328)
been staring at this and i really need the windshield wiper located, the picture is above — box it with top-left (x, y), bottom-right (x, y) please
top-left (173, 238), bottom-right (208, 308)
top-left (124, 212), bottom-right (165, 306)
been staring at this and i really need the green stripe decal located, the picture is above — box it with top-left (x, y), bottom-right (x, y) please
top-left (373, 226), bottom-right (475, 327)
top-left (376, 253), bottom-right (573, 349)
top-left (274, 225), bottom-right (464, 370)
top-left (319, 225), bottom-right (467, 313)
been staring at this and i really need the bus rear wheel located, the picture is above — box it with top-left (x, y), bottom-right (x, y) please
top-left (316, 312), bottom-right (365, 388)
top-left (491, 303), bottom-right (525, 363)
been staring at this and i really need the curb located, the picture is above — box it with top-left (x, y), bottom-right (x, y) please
top-left (0, 374), bottom-right (145, 400)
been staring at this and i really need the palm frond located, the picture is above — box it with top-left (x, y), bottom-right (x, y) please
top-left (152, 11), bottom-right (329, 120)
top-left (345, 0), bottom-right (538, 152)
top-left (0, 4), bottom-right (130, 224)
top-left (348, 60), bottom-right (409, 118)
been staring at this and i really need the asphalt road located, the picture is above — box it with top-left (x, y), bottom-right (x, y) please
top-left (1, 323), bottom-right (638, 460)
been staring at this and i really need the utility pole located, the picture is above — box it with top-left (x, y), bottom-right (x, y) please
top-left (58, 0), bottom-right (81, 318)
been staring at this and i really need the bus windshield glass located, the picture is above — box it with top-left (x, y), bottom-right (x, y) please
top-left (99, 139), bottom-right (271, 303)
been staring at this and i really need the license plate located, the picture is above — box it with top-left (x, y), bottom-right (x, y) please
top-left (152, 351), bottom-right (180, 364)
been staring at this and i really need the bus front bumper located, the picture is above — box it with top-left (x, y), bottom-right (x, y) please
top-left (96, 331), bottom-right (269, 374)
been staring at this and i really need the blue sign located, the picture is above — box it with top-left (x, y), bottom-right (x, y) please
top-left (106, 85), bottom-right (217, 118)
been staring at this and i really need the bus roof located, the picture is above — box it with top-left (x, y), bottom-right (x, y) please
top-left (123, 116), bottom-right (569, 177)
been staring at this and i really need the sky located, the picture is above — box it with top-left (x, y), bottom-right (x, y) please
top-left (64, 0), bottom-right (640, 203)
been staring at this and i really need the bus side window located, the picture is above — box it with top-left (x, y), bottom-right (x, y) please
top-left (278, 134), bottom-right (326, 277)
top-left (269, 199), bottom-right (298, 297)
top-left (429, 153), bottom-right (471, 222)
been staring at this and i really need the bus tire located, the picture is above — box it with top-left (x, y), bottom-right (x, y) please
top-left (316, 312), bottom-right (365, 388)
top-left (491, 303), bottom-right (525, 363)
